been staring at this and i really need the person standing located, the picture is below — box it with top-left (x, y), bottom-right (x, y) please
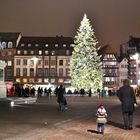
top-left (117, 79), bottom-right (137, 130)
top-left (96, 104), bottom-right (107, 134)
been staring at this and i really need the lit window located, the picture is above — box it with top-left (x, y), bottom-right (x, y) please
top-left (7, 61), bottom-right (12, 66)
top-left (45, 50), bottom-right (49, 55)
top-left (16, 78), bottom-right (21, 82)
top-left (63, 44), bottom-right (66, 47)
top-left (45, 44), bottom-right (48, 47)
top-left (39, 50), bottom-right (42, 55)
top-left (138, 80), bottom-right (140, 85)
top-left (58, 78), bottom-right (64, 83)
top-left (31, 50), bottom-right (34, 54)
top-left (23, 78), bottom-right (27, 83)
top-left (2, 42), bottom-right (6, 48)
top-left (29, 78), bottom-right (34, 83)
top-left (37, 79), bottom-right (42, 83)
top-left (51, 50), bottom-right (55, 55)
top-left (17, 50), bottom-right (21, 54)
top-left (8, 42), bottom-right (13, 48)
top-left (28, 43), bottom-right (31, 47)
top-left (55, 44), bottom-right (58, 47)
top-left (70, 44), bottom-right (74, 47)
top-left (44, 78), bottom-right (49, 83)
top-left (35, 44), bottom-right (39, 47)
top-left (21, 44), bottom-right (25, 47)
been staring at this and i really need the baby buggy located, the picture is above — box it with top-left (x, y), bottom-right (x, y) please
top-left (59, 96), bottom-right (68, 112)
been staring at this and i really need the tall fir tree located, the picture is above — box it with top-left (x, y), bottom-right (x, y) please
top-left (71, 14), bottom-right (103, 92)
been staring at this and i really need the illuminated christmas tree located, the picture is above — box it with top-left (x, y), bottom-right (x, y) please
top-left (71, 14), bottom-right (103, 92)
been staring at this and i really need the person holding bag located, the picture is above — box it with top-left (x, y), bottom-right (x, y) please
top-left (96, 104), bottom-right (107, 134)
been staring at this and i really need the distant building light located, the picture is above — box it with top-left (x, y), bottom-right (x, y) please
top-left (21, 43), bottom-right (25, 47)
top-left (55, 44), bottom-right (58, 47)
top-left (35, 44), bottom-right (39, 47)
top-left (16, 78), bottom-right (21, 82)
top-left (45, 44), bottom-right (48, 47)
top-left (28, 43), bottom-right (32, 47)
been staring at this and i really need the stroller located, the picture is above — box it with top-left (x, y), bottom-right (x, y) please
top-left (59, 96), bottom-right (68, 111)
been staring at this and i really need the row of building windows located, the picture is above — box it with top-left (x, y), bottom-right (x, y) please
top-left (16, 77), bottom-right (70, 84)
top-left (15, 59), bottom-right (70, 66)
top-left (0, 42), bottom-right (13, 48)
top-left (15, 68), bottom-right (70, 77)
top-left (16, 50), bottom-right (70, 55)
top-left (20, 43), bottom-right (73, 48)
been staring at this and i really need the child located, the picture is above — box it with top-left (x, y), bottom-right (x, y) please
top-left (96, 104), bottom-right (107, 134)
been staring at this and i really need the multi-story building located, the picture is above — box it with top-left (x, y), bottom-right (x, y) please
top-left (14, 36), bottom-right (73, 87)
top-left (100, 45), bottom-right (119, 90)
top-left (0, 32), bottom-right (21, 83)
top-left (0, 32), bottom-right (122, 94)
top-left (128, 36), bottom-right (140, 86)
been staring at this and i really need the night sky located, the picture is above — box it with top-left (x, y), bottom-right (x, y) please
top-left (0, 0), bottom-right (140, 53)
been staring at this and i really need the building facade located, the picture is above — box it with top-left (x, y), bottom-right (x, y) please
top-left (14, 36), bottom-right (73, 87)
top-left (128, 36), bottom-right (140, 86)
top-left (0, 32), bottom-right (123, 92)
top-left (101, 45), bottom-right (119, 90)
top-left (0, 32), bottom-right (21, 83)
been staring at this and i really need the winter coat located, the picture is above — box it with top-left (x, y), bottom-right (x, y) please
top-left (57, 86), bottom-right (65, 104)
top-left (117, 85), bottom-right (137, 113)
top-left (96, 107), bottom-right (107, 124)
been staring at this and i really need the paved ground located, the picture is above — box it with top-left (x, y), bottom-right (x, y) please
top-left (0, 95), bottom-right (140, 140)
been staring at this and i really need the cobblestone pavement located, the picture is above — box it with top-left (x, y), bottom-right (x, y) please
top-left (0, 96), bottom-right (140, 140)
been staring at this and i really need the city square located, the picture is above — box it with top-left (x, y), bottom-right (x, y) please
top-left (0, 1), bottom-right (140, 140)
top-left (0, 95), bottom-right (140, 140)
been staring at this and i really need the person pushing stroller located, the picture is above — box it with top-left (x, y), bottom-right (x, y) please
top-left (57, 85), bottom-right (68, 111)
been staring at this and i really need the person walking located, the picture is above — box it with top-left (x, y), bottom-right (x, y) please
top-left (57, 85), bottom-right (67, 111)
top-left (96, 104), bottom-right (107, 134)
top-left (117, 79), bottom-right (137, 130)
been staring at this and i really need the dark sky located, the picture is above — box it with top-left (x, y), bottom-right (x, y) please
top-left (0, 0), bottom-right (140, 53)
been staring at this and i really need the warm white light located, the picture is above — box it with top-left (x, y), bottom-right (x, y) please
top-left (10, 101), bottom-right (14, 107)
top-left (133, 53), bottom-right (138, 60)
top-left (32, 57), bottom-right (38, 63)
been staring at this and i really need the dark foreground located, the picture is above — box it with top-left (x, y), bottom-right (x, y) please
top-left (0, 96), bottom-right (140, 140)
